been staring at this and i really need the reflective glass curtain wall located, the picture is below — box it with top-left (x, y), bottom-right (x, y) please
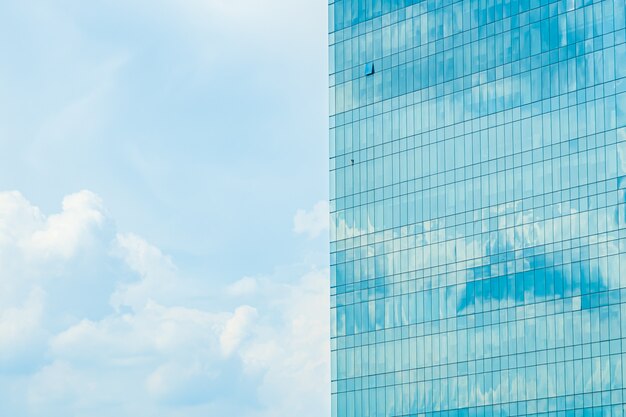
top-left (329, 0), bottom-right (626, 416)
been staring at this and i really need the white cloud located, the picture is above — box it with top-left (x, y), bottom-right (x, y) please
top-left (0, 190), bottom-right (330, 417)
top-left (27, 191), bottom-right (107, 260)
top-left (0, 190), bottom-right (116, 328)
top-left (220, 306), bottom-right (258, 357)
top-left (293, 200), bottom-right (329, 239)
top-left (109, 233), bottom-right (181, 311)
top-left (0, 190), bottom-right (107, 261)
top-left (27, 361), bottom-right (95, 411)
top-left (226, 276), bottom-right (258, 297)
top-left (0, 191), bottom-right (44, 247)
top-left (0, 287), bottom-right (45, 363)
top-left (239, 269), bottom-right (330, 417)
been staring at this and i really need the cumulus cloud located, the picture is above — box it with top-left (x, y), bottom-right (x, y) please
top-left (293, 200), bottom-right (329, 239)
top-left (109, 233), bottom-right (181, 311)
top-left (0, 190), bottom-right (329, 417)
top-left (220, 306), bottom-right (258, 357)
top-left (0, 287), bottom-right (45, 366)
top-left (0, 190), bottom-right (117, 332)
top-left (0, 190), bottom-right (108, 261)
top-left (239, 269), bottom-right (330, 417)
top-left (226, 276), bottom-right (258, 297)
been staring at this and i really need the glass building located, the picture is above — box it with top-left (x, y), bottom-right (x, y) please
top-left (329, 0), bottom-right (626, 416)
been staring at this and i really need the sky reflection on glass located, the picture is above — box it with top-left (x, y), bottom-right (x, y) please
top-left (330, 0), bottom-right (626, 416)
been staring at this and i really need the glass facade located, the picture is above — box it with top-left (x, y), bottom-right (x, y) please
top-left (329, 0), bottom-right (626, 416)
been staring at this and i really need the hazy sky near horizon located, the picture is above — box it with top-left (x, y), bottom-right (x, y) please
top-left (0, 1), bottom-right (330, 416)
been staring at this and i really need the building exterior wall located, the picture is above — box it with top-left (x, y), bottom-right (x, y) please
top-left (329, 0), bottom-right (626, 416)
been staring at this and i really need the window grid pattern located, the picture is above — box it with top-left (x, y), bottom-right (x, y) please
top-left (330, 0), bottom-right (626, 416)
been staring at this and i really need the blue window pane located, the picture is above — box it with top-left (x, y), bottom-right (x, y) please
top-left (617, 44), bottom-right (626, 79)
top-left (618, 92), bottom-right (626, 127)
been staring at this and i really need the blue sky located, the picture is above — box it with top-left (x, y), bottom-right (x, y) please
top-left (0, 1), bottom-right (329, 416)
